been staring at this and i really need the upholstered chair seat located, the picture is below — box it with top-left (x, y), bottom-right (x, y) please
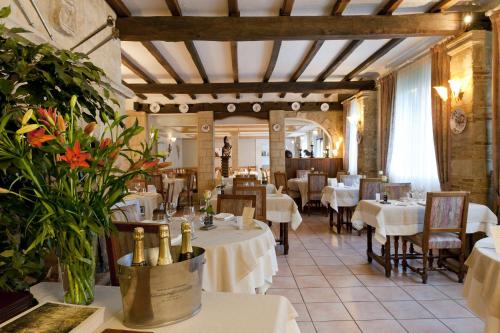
top-left (404, 232), bottom-right (461, 249)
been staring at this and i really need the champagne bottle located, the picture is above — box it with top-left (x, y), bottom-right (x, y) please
top-left (179, 221), bottom-right (194, 261)
top-left (131, 227), bottom-right (147, 266)
top-left (157, 224), bottom-right (173, 265)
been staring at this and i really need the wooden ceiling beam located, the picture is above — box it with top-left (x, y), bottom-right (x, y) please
top-left (331, 0), bottom-right (351, 15)
top-left (121, 52), bottom-right (174, 100)
top-left (428, 0), bottom-right (461, 13)
top-left (377, 0), bottom-right (404, 15)
top-left (116, 14), bottom-right (463, 41)
top-left (135, 101), bottom-right (343, 115)
top-left (125, 80), bottom-right (375, 95)
top-left (164, 0), bottom-right (217, 99)
top-left (259, 0), bottom-right (294, 98)
top-left (228, 0), bottom-right (240, 99)
top-left (105, 0), bottom-right (130, 17)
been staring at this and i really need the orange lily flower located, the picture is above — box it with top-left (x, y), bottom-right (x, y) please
top-left (27, 128), bottom-right (55, 147)
top-left (142, 159), bottom-right (159, 170)
top-left (60, 141), bottom-right (91, 169)
top-left (99, 138), bottom-right (111, 149)
top-left (37, 107), bottom-right (57, 127)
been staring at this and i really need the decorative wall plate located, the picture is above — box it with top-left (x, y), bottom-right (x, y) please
top-left (149, 102), bottom-right (160, 113)
top-left (201, 124), bottom-right (211, 133)
top-left (272, 123), bottom-right (281, 132)
top-left (291, 102), bottom-right (301, 111)
top-left (252, 103), bottom-right (261, 112)
top-left (450, 109), bottom-right (467, 134)
top-left (179, 104), bottom-right (189, 113)
top-left (227, 103), bottom-right (236, 112)
top-left (320, 103), bottom-right (329, 112)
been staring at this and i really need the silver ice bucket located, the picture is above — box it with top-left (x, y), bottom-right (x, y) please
top-left (117, 246), bottom-right (205, 328)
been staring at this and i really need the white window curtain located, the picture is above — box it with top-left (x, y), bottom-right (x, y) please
top-left (387, 56), bottom-right (441, 192)
top-left (347, 100), bottom-right (359, 175)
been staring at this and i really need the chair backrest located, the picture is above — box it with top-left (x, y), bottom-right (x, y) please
top-left (147, 174), bottom-right (163, 194)
top-left (128, 177), bottom-right (146, 191)
top-left (382, 182), bottom-right (411, 200)
top-left (421, 192), bottom-right (469, 251)
top-left (111, 202), bottom-right (141, 222)
top-left (235, 174), bottom-right (257, 179)
top-left (234, 186), bottom-right (267, 221)
top-left (340, 174), bottom-right (361, 187)
top-left (233, 177), bottom-right (260, 189)
top-left (216, 194), bottom-right (256, 217)
top-left (106, 221), bottom-right (163, 286)
top-left (359, 178), bottom-right (382, 200)
top-left (336, 171), bottom-right (348, 182)
top-left (308, 173), bottom-right (327, 200)
top-left (274, 171), bottom-right (288, 192)
top-left (163, 181), bottom-right (175, 204)
top-left (296, 169), bottom-right (310, 179)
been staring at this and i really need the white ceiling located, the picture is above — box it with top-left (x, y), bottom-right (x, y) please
top-left (118, 0), bottom-right (489, 105)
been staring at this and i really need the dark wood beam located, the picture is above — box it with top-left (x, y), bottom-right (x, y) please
top-left (164, 0), bottom-right (217, 99)
top-left (428, 0), bottom-right (461, 13)
top-left (116, 14), bottom-right (463, 41)
top-left (141, 41), bottom-right (196, 100)
top-left (228, 0), bottom-right (240, 99)
top-left (259, 0), bottom-right (294, 98)
top-left (135, 101), bottom-right (343, 115)
top-left (121, 52), bottom-right (174, 100)
top-left (123, 80), bottom-right (147, 100)
top-left (106, 0), bottom-right (130, 17)
top-left (331, 0), bottom-right (350, 15)
top-left (125, 80), bottom-right (375, 95)
top-left (377, 0), bottom-right (404, 15)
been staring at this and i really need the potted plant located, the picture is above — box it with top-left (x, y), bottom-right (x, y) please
top-left (200, 190), bottom-right (215, 227)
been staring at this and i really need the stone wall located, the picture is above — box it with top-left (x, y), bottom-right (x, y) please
top-left (446, 30), bottom-right (493, 204)
top-left (269, 110), bottom-right (286, 183)
top-left (1, 0), bottom-right (131, 109)
top-left (356, 91), bottom-right (378, 177)
top-left (197, 111), bottom-right (215, 192)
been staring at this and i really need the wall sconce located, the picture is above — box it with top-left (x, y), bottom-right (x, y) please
top-left (433, 86), bottom-right (448, 102)
top-left (167, 136), bottom-right (176, 156)
top-left (434, 79), bottom-right (464, 103)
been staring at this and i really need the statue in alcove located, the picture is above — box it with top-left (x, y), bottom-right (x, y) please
top-left (221, 136), bottom-right (232, 177)
top-left (222, 136), bottom-right (232, 157)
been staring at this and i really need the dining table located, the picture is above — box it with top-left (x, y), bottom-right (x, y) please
top-left (163, 177), bottom-right (186, 204)
top-left (351, 200), bottom-right (498, 277)
top-left (215, 182), bottom-right (277, 195)
top-left (287, 177), bottom-right (338, 208)
top-left (123, 192), bottom-right (163, 220)
top-left (464, 237), bottom-right (500, 333)
top-left (170, 218), bottom-right (278, 294)
top-left (321, 185), bottom-right (360, 232)
top-left (25, 282), bottom-right (300, 333)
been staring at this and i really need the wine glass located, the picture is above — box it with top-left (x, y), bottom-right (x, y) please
top-left (165, 202), bottom-right (177, 222)
top-left (134, 183), bottom-right (140, 193)
top-left (183, 206), bottom-right (196, 237)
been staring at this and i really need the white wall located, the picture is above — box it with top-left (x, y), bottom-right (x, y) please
top-left (182, 139), bottom-right (198, 167)
top-left (238, 138), bottom-right (257, 167)
top-left (255, 139), bottom-right (270, 169)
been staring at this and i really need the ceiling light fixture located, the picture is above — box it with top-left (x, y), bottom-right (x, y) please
top-left (433, 86), bottom-right (449, 102)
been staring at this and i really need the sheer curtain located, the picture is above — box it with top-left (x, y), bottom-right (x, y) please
top-left (347, 99), bottom-right (359, 175)
top-left (387, 56), bottom-right (441, 191)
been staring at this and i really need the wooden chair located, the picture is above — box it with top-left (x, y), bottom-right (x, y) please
top-left (233, 177), bottom-right (260, 189)
top-left (216, 194), bottom-right (256, 216)
top-left (339, 174), bottom-right (361, 187)
top-left (234, 186), bottom-right (267, 221)
top-left (235, 174), bottom-right (257, 179)
top-left (178, 172), bottom-right (196, 206)
top-left (273, 171), bottom-right (288, 194)
top-left (127, 176), bottom-right (146, 191)
top-left (336, 170), bottom-right (348, 182)
top-left (296, 169), bottom-right (310, 179)
top-left (106, 221), bottom-right (164, 286)
top-left (153, 182), bottom-right (176, 220)
top-left (147, 174), bottom-right (164, 195)
top-left (402, 191), bottom-right (469, 284)
top-left (382, 182), bottom-right (412, 200)
top-left (306, 173), bottom-right (327, 215)
top-left (111, 202), bottom-right (141, 222)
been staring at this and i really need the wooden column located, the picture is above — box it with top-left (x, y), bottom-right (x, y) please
top-left (197, 111), bottom-right (215, 192)
top-left (269, 110), bottom-right (286, 183)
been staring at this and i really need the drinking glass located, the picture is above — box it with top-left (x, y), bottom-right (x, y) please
top-left (134, 183), bottom-right (141, 192)
top-left (165, 202), bottom-right (177, 222)
top-left (183, 206), bottom-right (196, 237)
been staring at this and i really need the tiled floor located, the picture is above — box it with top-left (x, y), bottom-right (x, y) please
top-left (268, 213), bottom-right (483, 333)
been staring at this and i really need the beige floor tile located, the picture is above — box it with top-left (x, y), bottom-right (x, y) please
top-left (419, 300), bottom-right (475, 318)
top-left (355, 319), bottom-right (406, 333)
top-left (290, 265), bottom-right (322, 276)
top-left (306, 302), bottom-right (352, 321)
top-left (314, 256), bottom-right (343, 266)
top-left (440, 318), bottom-right (485, 333)
top-left (286, 251), bottom-right (313, 258)
top-left (357, 274), bottom-right (397, 287)
top-left (348, 264), bottom-right (385, 275)
top-left (314, 321), bottom-right (361, 333)
top-left (367, 286), bottom-right (412, 301)
top-left (326, 275), bottom-right (363, 288)
top-left (390, 272), bottom-right (424, 286)
top-left (300, 287), bottom-right (340, 303)
top-left (318, 265), bottom-right (352, 276)
top-left (399, 319), bottom-right (453, 333)
top-left (308, 249), bottom-right (335, 257)
top-left (297, 321), bottom-right (317, 333)
top-left (276, 264), bottom-right (293, 277)
top-left (296, 275), bottom-right (331, 288)
top-left (434, 284), bottom-right (465, 299)
top-left (343, 302), bottom-right (393, 320)
top-left (293, 303), bottom-right (312, 322)
top-left (402, 285), bottom-right (450, 300)
top-left (266, 288), bottom-right (303, 303)
top-left (334, 287), bottom-right (377, 302)
top-left (381, 300), bottom-right (434, 319)
top-left (340, 255), bottom-right (367, 265)
top-left (270, 276), bottom-right (297, 289)
top-left (288, 257), bottom-right (317, 266)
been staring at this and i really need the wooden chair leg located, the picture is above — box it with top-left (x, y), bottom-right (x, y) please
top-left (393, 236), bottom-right (399, 268)
top-left (329, 206), bottom-right (333, 229)
top-left (458, 250), bottom-right (465, 283)
top-left (428, 249), bottom-right (434, 270)
top-left (422, 250), bottom-right (429, 284)
top-left (336, 208), bottom-right (342, 234)
top-left (384, 236), bottom-right (392, 277)
top-left (283, 223), bottom-right (289, 255)
top-left (402, 239), bottom-right (408, 272)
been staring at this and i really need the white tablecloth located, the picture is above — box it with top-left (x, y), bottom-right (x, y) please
top-left (210, 194), bottom-right (302, 230)
top-left (321, 185), bottom-right (359, 211)
top-left (27, 282), bottom-right (299, 333)
top-left (352, 200), bottom-right (498, 244)
top-left (163, 178), bottom-right (186, 204)
top-left (171, 219), bottom-right (278, 294)
top-left (216, 183), bottom-right (277, 195)
top-left (124, 192), bottom-right (163, 220)
top-left (464, 237), bottom-right (500, 333)
top-left (287, 177), bottom-right (337, 208)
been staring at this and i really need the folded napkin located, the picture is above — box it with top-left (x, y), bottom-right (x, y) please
top-left (276, 186), bottom-right (283, 196)
top-left (214, 213), bottom-right (234, 221)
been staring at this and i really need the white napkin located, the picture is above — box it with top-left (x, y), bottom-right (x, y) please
top-left (276, 186), bottom-right (283, 196)
top-left (214, 213), bottom-right (234, 221)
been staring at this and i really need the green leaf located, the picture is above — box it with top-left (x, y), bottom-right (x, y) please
top-left (0, 6), bottom-right (11, 19)
top-left (0, 250), bottom-right (14, 258)
top-left (10, 27), bottom-right (30, 34)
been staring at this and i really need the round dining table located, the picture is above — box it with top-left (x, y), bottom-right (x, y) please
top-left (124, 192), bottom-right (163, 220)
top-left (170, 218), bottom-right (277, 294)
top-left (464, 237), bottom-right (500, 333)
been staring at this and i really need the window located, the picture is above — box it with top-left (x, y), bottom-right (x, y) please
top-left (387, 56), bottom-right (440, 192)
top-left (347, 99), bottom-right (359, 175)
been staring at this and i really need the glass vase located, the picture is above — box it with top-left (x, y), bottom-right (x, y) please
top-left (58, 231), bottom-right (98, 305)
